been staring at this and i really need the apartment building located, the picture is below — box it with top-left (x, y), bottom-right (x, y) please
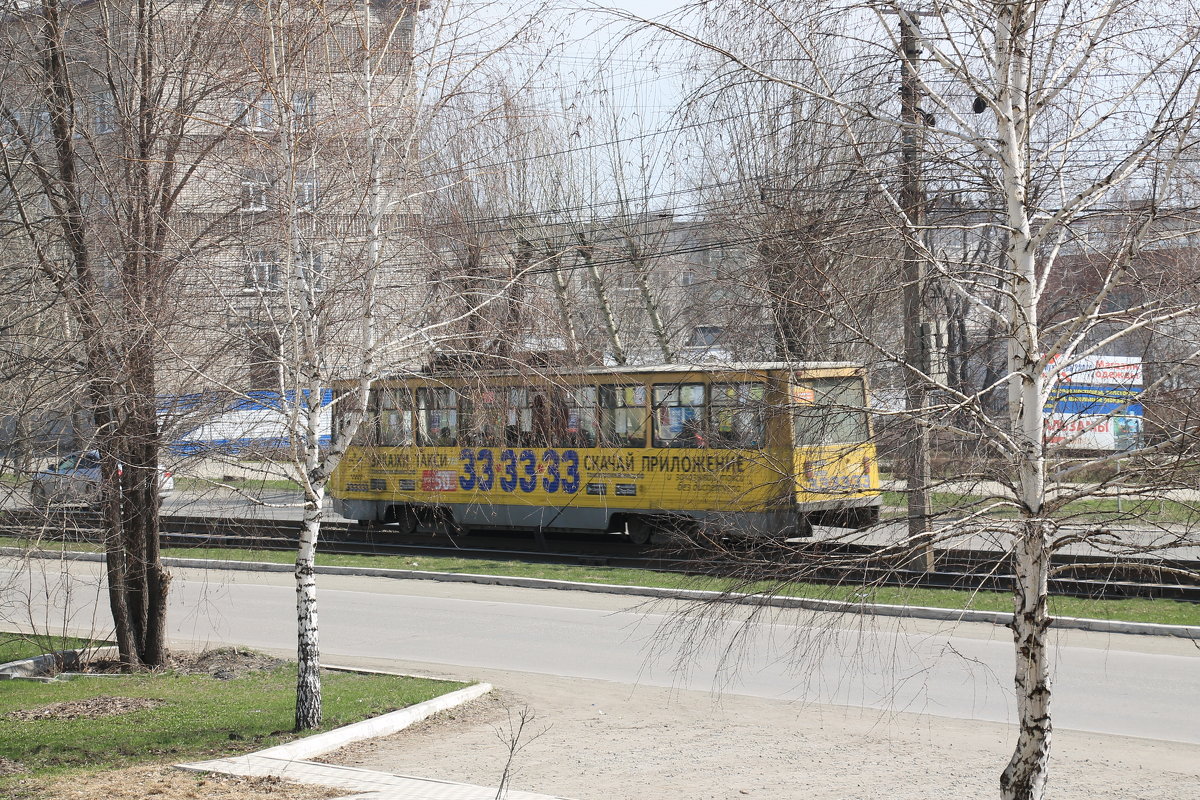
top-left (0, 0), bottom-right (427, 453)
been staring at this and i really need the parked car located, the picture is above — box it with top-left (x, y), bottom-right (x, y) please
top-left (28, 451), bottom-right (175, 508)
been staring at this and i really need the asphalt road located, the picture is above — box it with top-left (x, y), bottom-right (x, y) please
top-left (2, 556), bottom-right (1197, 745)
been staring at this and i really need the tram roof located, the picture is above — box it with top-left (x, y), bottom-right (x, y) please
top-left (376, 361), bottom-right (864, 383)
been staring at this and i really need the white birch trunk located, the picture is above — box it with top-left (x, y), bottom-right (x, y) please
top-left (265, 2), bottom-right (327, 732)
top-left (996, 4), bottom-right (1051, 796)
top-left (577, 236), bottom-right (626, 364)
top-left (631, 254), bottom-right (672, 363)
top-left (294, 482), bottom-right (323, 730)
top-left (285, 0), bottom-right (384, 730)
top-left (549, 251), bottom-right (581, 355)
top-left (1001, 518), bottom-right (1053, 800)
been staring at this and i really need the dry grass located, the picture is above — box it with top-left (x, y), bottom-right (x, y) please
top-left (27, 766), bottom-right (340, 800)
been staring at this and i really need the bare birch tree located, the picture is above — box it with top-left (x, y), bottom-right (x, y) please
top-left (609, 2), bottom-right (1200, 798)
top-left (183, 0), bottom-right (556, 730)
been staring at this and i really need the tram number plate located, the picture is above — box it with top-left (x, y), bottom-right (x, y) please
top-left (458, 448), bottom-right (581, 494)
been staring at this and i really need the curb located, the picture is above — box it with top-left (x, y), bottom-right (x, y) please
top-left (248, 681), bottom-right (492, 762)
top-left (4, 545), bottom-right (1198, 640)
top-left (175, 680), bottom-right (521, 799)
top-left (0, 644), bottom-right (119, 679)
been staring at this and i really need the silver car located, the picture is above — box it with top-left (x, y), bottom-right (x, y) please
top-left (29, 451), bottom-right (175, 508)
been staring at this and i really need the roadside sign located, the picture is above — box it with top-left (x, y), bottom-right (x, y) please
top-left (1044, 355), bottom-right (1143, 451)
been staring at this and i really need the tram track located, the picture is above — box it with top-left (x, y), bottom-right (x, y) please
top-left (2, 508), bottom-right (1197, 603)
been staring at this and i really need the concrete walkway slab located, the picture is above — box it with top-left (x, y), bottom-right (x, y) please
top-left (181, 755), bottom-right (562, 799)
top-left (177, 678), bottom-right (574, 800)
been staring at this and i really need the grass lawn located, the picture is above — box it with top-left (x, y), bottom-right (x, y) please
top-left (0, 633), bottom-right (108, 664)
top-left (3, 536), bottom-right (1197, 627)
top-left (173, 477), bottom-right (302, 493)
top-left (882, 490), bottom-right (1200, 525)
top-left (0, 657), bottom-right (464, 796)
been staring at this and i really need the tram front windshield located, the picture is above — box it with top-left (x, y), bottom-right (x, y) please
top-left (793, 378), bottom-right (869, 446)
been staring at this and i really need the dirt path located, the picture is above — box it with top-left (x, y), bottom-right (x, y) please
top-left (326, 666), bottom-right (1200, 800)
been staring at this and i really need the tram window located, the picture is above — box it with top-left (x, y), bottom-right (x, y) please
top-left (793, 378), bottom-right (869, 446)
top-left (505, 388), bottom-right (532, 446)
top-left (500, 388), bottom-right (569, 447)
top-left (537, 391), bottom-right (569, 447)
top-left (710, 383), bottom-right (766, 449)
top-left (462, 387), bottom-right (504, 446)
top-left (653, 383), bottom-right (706, 448)
top-left (417, 387), bottom-right (458, 446)
top-left (600, 385), bottom-right (648, 448)
top-left (565, 386), bottom-right (600, 447)
top-left (378, 388), bottom-right (413, 446)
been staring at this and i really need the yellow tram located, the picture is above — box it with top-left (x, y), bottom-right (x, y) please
top-left (330, 362), bottom-right (881, 541)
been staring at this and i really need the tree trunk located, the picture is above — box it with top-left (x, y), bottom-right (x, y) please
top-left (101, 442), bottom-right (140, 671)
top-left (576, 236), bottom-right (626, 364)
top-left (294, 489), bottom-right (323, 731)
top-left (1000, 519), bottom-right (1053, 800)
top-left (994, 4), bottom-right (1052, 791)
top-left (548, 250), bottom-right (580, 357)
top-left (631, 254), bottom-right (672, 363)
top-left (133, 379), bottom-right (169, 666)
top-left (761, 239), bottom-right (805, 361)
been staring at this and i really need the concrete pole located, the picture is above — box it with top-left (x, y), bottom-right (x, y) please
top-left (899, 13), bottom-right (935, 571)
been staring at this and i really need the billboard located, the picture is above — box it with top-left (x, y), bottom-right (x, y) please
top-left (1044, 355), bottom-right (1142, 451)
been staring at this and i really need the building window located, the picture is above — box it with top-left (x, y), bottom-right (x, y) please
top-left (680, 270), bottom-right (696, 286)
top-left (93, 90), bottom-right (115, 134)
top-left (614, 268), bottom-right (638, 290)
top-left (296, 175), bottom-right (318, 211)
top-left (687, 326), bottom-right (723, 348)
top-left (240, 172), bottom-right (269, 211)
top-left (245, 249), bottom-right (280, 291)
top-left (247, 329), bottom-right (281, 389)
top-left (299, 248), bottom-right (324, 288)
top-left (291, 90), bottom-right (316, 126)
top-left (234, 92), bottom-right (274, 131)
top-left (25, 109), bottom-right (50, 141)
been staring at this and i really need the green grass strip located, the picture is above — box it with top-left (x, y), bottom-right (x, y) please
top-left (172, 477), bottom-right (302, 493)
top-left (4, 536), bottom-right (1197, 627)
top-left (163, 544), bottom-right (1200, 627)
top-left (881, 490), bottom-right (1200, 525)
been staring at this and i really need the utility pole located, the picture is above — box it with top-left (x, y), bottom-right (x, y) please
top-left (897, 10), bottom-right (935, 571)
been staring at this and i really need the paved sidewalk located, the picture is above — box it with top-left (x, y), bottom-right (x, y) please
top-left (181, 754), bottom-right (564, 800)
top-left (179, 680), bottom-right (575, 800)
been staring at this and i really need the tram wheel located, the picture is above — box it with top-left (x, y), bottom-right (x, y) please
top-left (625, 518), bottom-right (653, 546)
top-left (386, 505), bottom-right (417, 535)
